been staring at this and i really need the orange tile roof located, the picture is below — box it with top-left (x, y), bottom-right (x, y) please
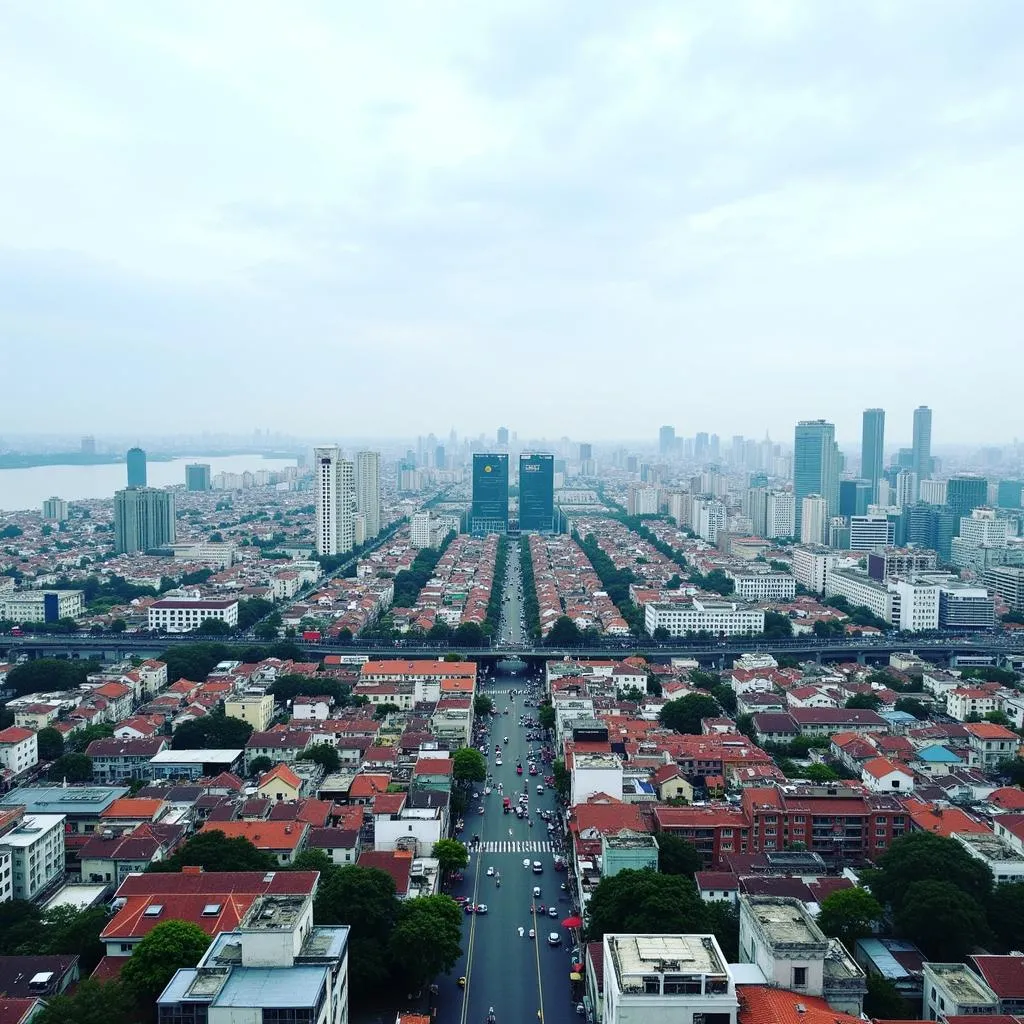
top-left (258, 763), bottom-right (301, 790)
top-left (348, 773), bottom-right (392, 798)
top-left (965, 722), bottom-right (1020, 741)
top-left (198, 820), bottom-right (308, 850)
top-left (738, 986), bottom-right (862, 1024)
top-left (101, 797), bottom-right (165, 820)
top-left (902, 797), bottom-right (992, 838)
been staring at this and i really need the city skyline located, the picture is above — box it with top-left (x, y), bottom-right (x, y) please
top-left (2, 4), bottom-right (1023, 439)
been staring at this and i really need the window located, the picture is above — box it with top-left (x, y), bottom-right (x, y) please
top-left (793, 967), bottom-right (807, 988)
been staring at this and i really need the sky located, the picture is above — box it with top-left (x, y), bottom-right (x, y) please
top-left (2, 0), bottom-right (1023, 445)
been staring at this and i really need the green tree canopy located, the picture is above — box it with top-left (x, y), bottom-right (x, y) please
top-left (171, 712), bottom-right (253, 750)
top-left (298, 742), bottom-right (341, 773)
top-left (7, 658), bottom-right (94, 696)
top-left (893, 697), bottom-right (930, 720)
top-left (36, 726), bottom-right (64, 761)
top-left (816, 887), bottom-right (883, 950)
top-left (33, 978), bottom-right (136, 1024)
top-left (538, 704), bottom-right (556, 730)
top-left (546, 615), bottom-right (582, 646)
top-left (552, 758), bottom-right (570, 800)
top-left (657, 834), bottom-right (704, 877)
top-left (388, 895), bottom-right (463, 990)
top-left (586, 870), bottom-right (708, 940)
top-left (987, 881), bottom-right (1024, 952)
top-left (153, 829), bottom-right (277, 873)
top-left (863, 974), bottom-right (914, 1020)
top-left (122, 919), bottom-right (211, 1003)
top-left (431, 839), bottom-right (469, 875)
top-left (659, 693), bottom-right (722, 734)
top-left (802, 763), bottom-right (840, 783)
top-left (473, 694), bottom-right (495, 716)
top-left (893, 880), bottom-right (990, 961)
top-left (762, 611), bottom-right (794, 639)
top-left (863, 831), bottom-right (993, 911)
top-left (0, 900), bottom-right (42, 953)
top-left (249, 755), bottom-right (274, 775)
top-left (845, 693), bottom-right (882, 710)
top-left (48, 753), bottom-right (92, 783)
top-left (451, 747), bottom-right (487, 785)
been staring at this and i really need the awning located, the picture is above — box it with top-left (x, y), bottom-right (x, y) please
top-left (569, 972), bottom-right (583, 982)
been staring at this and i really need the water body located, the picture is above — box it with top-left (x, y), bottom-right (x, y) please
top-left (0, 455), bottom-right (299, 512)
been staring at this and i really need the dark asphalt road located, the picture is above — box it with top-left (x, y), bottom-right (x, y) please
top-left (439, 680), bottom-right (581, 1024)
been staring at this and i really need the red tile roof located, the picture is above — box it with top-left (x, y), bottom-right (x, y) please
top-left (358, 849), bottom-right (413, 896)
top-left (198, 820), bottom-right (308, 851)
top-left (258, 764), bottom-right (301, 790)
top-left (738, 986), bottom-right (862, 1024)
top-left (0, 998), bottom-right (42, 1024)
top-left (0, 727), bottom-right (35, 744)
top-left (969, 956), bottom-right (1024, 999)
top-left (101, 797), bottom-right (165, 820)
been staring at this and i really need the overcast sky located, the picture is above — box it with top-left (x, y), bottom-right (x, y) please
top-left (2, 1), bottom-right (1023, 445)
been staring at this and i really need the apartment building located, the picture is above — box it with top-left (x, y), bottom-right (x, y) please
top-left (0, 806), bottom-right (66, 901)
top-left (726, 571), bottom-right (796, 602)
top-left (225, 694), bottom-right (275, 732)
top-left (790, 547), bottom-right (838, 594)
top-left (147, 598), bottom-right (239, 633)
top-left (0, 727), bottom-right (38, 776)
top-left (0, 589), bottom-right (84, 623)
top-left (644, 601), bottom-right (765, 637)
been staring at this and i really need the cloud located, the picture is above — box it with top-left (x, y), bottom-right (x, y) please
top-left (1, 0), bottom-right (1023, 443)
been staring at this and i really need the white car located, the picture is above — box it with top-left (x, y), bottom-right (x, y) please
top-left (476, 904), bottom-right (488, 914)
top-left (548, 932), bottom-right (561, 946)
top-left (487, 866), bottom-right (495, 876)
top-left (495, 758), bottom-right (503, 766)
top-left (533, 886), bottom-right (541, 897)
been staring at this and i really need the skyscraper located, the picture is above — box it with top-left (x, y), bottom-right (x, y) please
top-left (578, 442), bottom-right (592, 461)
top-left (314, 447), bottom-right (355, 556)
top-left (839, 479), bottom-right (872, 517)
top-left (946, 475), bottom-right (988, 518)
top-left (997, 480), bottom-right (1023, 510)
top-left (126, 447), bottom-right (147, 488)
top-left (912, 406), bottom-right (932, 493)
top-left (800, 495), bottom-right (827, 545)
top-left (114, 487), bottom-right (175, 554)
top-left (497, 426), bottom-right (510, 446)
top-left (659, 426), bottom-right (675, 456)
top-left (695, 433), bottom-right (710, 461)
top-left (355, 451), bottom-right (381, 539)
top-left (793, 420), bottom-right (840, 535)
top-left (519, 453), bottom-right (555, 531)
top-left (471, 454), bottom-right (509, 534)
top-left (860, 408), bottom-right (885, 504)
top-left (186, 464), bottom-right (211, 491)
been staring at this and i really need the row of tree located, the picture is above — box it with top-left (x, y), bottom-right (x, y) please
top-left (518, 536), bottom-right (542, 639)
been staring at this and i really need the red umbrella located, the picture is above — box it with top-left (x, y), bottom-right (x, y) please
top-left (562, 915), bottom-right (583, 929)
top-left (572, 963), bottom-right (584, 973)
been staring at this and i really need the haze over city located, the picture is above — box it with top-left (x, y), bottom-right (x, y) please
top-left (2, 2), bottom-right (1024, 440)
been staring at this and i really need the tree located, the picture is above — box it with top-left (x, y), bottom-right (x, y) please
top-left (427, 621), bottom-right (452, 644)
top-left (657, 834), bottom-right (703, 877)
top-left (158, 642), bottom-right (232, 684)
top-left (34, 904), bottom-right (110, 973)
top-left (893, 880), bottom-right (990, 961)
top-left (196, 617), bottom-right (233, 635)
top-left (253, 621), bottom-right (279, 641)
top-left (373, 702), bottom-right (401, 720)
top-left (845, 693), bottom-right (882, 710)
top-left (7, 658), bottom-right (93, 696)
top-left (36, 726), bottom-right (64, 761)
top-left (388, 895), bottom-right (463, 990)
top-left (0, 900), bottom-right (42, 953)
top-left (762, 611), bottom-right (794, 639)
top-left (816, 887), bottom-right (882, 950)
top-left (704, 900), bottom-right (740, 962)
top-left (172, 712), bottom-right (253, 750)
top-left (863, 831), bottom-right (993, 912)
top-left (863, 974), bottom-right (914, 1020)
top-left (249, 755), bottom-right (274, 775)
top-left (122, 919), bottom-right (211, 1003)
top-left (453, 621), bottom-right (484, 645)
top-left (538, 704), bottom-right (556, 731)
top-left (552, 758), bottom-right (570, 800)
top-left (802, 763), bottom-right (840, 783)
top-left (109, 618), bottom-right (127, 633)
top-left (586, 869), bottom-right (708, 940)
top-left (48, 753), bottom-right (92, 783)
top-left (710, 684), bottom-right (737, 714)
top-left (652, 626), bottom-right (670, 641)
top-left (67, 723), bottom-right (114, 752)
top-left (298, 742), bottom-right (341, 773)
top-left (894, 697), bottom-right (929, 720)
top-left (546, 615), bottom-right (583, 646)
top-left (451, 747), bottom-right (487, 786)
top-left (473, 694), bottom-right (495, 717)
top-left (988, 881), bottom-right (1024, 952)
top-left (432, 839), bottom-right (469, 875)
top-left (154, 830), bottom-right (277, 873)
top-left (34, 978), bottom-right (136, 1024)
top-left (660, 693), bottom-right (721, 735)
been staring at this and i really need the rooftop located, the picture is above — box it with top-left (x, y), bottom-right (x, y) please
top-left (150, 749), bottom-right (244, 765)
top-left (0, 785), bottom-right (128, 814)
top-left (607, 933), bottom-right (729, 986)
top-left (926, 963), bottom-right (999, 1004)
top-left (744, 896), bottom-right (828, 949)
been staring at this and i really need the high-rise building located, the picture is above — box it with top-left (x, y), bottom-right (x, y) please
top-left (912, 406), bottom-right (932, 493)
top-left (126, 447), bottom-right (147, 488)
top-left (766, 491), bottom-right (795, 539)
top-left (839, 479), bottom-right (872, 517)
top-left (434, 445), bottom-right (446, 470)
top-left (114, 487), bottom-right (175, 554)
top-left (746, 487), bottom-right (768, 537)
top-left (355, 451), bottom-right (381, 539)
top-left (471, 453), bottom-right (509, 534)
top-left (659, 426), bottom-right (676, 456)
top-left (997, 480), bottom-right (1024, 510)
top-left (695, 432), bottom-right (710, 461)
top-left (946, 475), bottom-right (988, 518)
top-left (519, 453), bottom-right (555, 531)
top-left (579, 442), bottom-right (593, 461)
top-left (793, 420), bottom-right (840, 534)
top-left (497, 426), bottom-right (510, 446)
top-left (919, 479), bottom-right (947, 504)
top-left (185, 463), bottom-right (211, 491)
top-left (894, 469), bottom-right (917, 509)
top-left (80, 436), bottom-right (96, 455)
top-left (860, 409), bottom-right (885, 503)
top-left (800, 495), bottom-right (827, 545)
top-left (41, 497), bottom-right (69, 522)
top-left (849, 515), bottom-right (896, 552)
top-left (627, 484), bottom-right (659, 517)
top-left (314, 447), bottom-right (355, 556)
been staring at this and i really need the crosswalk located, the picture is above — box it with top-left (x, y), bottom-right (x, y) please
top-left (479, 840), bottom-right (557, 853)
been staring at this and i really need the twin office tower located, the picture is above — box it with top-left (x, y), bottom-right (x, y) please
top-left (471, 453), bottom-right (555, 535)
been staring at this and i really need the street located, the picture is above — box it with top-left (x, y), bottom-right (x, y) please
top-left (438, 679), bottom-right (580, 1024)
top-left (497, 540), bottom-right (525, 646)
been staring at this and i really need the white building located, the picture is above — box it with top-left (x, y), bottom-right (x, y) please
top-left (727, 571), bottom-right (796, 602)
top-left (147, 598), bottom-right (239, 633)
top-left (314, 446), bottom-right (356, 556)
top-left (644, 601), bottom-right (765, 637)
top-left (601, 933), bottom-right (738, 1024)
top-left (627, 486), bottom-right (660, 516)
top-left (0, 810), bottom-right (66, 901)
top-left (42, 497), bottom-right (69, 522)
top-left (824, 569), bottom-right (893, 621)
top-left (411, 511), bottom-right (432, 548)
top-left (919, 479), bottom-right (948, 504)
top-left (766, 491), bottom-right (795, 539)
top-left (170, 541), bottom-right (238, 568)
top-left (0, 849), bottom-right (11, 904)
top-left (693, 498), bottom-right (726, 543)
top-left (0, 590), bottom-right (84, 623)
top-left (849, 515), bottom-right (895, 552)
top-left (790, 547), bottom-right (838, 594)
top-left (571, 752), bottom-right (624, 805)
top-left (356, 451), bottom-right (381, 540)
top-left (0, 727), bottom-right (38, 776)
top-left (800, 495), bottom-right (827, 545)
top-left (892, 579), bottom-right (941, 632)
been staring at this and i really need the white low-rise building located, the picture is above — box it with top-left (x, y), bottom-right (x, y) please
top-left (726, 571), bottom-right (796, 602)
top-left (0, 808), bottom-right (66, 901)
top-left (0, 589), bottom-right (84, 622)
top-left (644, 600), bottom-right (765, 637)
top-left (148, 598), bottom-right (239, 633)
top-left (0, 727), bottom-right (38, 776)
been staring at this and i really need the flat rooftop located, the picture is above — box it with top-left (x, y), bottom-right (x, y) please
top-left (926, 963), bottom-right (998, 1003)
top-left (604, 832), bottom-right (658, 850)
top-left (1, 814), bottom-right (65, 847)
top-left (242, 894), bottom-right (308, 931)
top-left (0, 785), bottom-right (128, 814)
top-left (746, 897), bottom-right (828, 948)
top-left (149, 749), bottom-right (244, 765)
top-left (608, 934), bottom-right (728, 983)
top-left (573, 753), bottom-right (620, 769)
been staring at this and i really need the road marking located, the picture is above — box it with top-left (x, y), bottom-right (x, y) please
top-left (532, 899), bottom-right (546, 1024)
top-left (479, 840), bottom-right (554, 853)
top-left (458, 846), bottom-right (485, 1024)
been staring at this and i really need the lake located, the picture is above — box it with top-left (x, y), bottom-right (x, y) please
top-left (0, 455), bottom-right (300, 512)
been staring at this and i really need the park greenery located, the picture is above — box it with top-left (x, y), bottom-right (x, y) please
top-left (171, 710), bottom-right (253, 749)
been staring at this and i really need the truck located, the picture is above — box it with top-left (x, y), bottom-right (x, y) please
top-left (503, 797), bottom-right (511, 814)
top-left (302, 630), bottom-right (322, 642)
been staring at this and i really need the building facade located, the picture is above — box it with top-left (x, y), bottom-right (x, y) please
top-left (314, 447), bottom-right (356, 556)
top-left (794, 420), bottom-right (840, 535)
top-left (148, 598), bottom-right (240, 633)
top-left (471, 454), bottom-right (509, 534)
top-left (0, 807), bottom-right (66, 901)
top-left (520, 453), bottom-right (555, 531)
top-left (41, 496), bottom-right (69, 522)
top-left (0, 590), bottom-right (84, 623)
top-left (126, 447), bottom-right (147, 488)
top-left (861, 408), bottom-right (885, 504)
top-left (355, 451), bottom-right (381, 540)
top-left (114, 487), bottom-right (176, 554)
top-left (644, 601), bottom-right (765, 637)
top-left (185, 463), bottom-right (211, 491)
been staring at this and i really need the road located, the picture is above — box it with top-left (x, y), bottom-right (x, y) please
top-left (439, 675), bottom-right (580, 1024)
top-left (497, 541), bottom-right (525, 646)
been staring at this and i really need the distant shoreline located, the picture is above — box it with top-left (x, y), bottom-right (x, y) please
top-left (0, 451), bottom-right (299, 470)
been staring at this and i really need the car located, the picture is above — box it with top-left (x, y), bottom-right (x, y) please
top-left (476, 904), bottom-right (488, 914)
top-left (495, 758), bottom-right (503, 766)
top-left (548, 932), bottom-right (561, 946)
top-left (533, 860), bottom-right (543, 873)
top-left (533, 886), bottom-right (541, 897)
top-left (548, 906), bottom-right (558, 918)
top-left (486, 866), bottom-right (495, 876)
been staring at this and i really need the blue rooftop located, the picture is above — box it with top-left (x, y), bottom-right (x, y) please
top-left (215, 966), bottom-right (327, 1008)
top-left (0, 785), bottom-right (129, 814)
top-left (879, 711), bottom-right (918, 725)
top-left (916, 744), bottom-right (962, 763)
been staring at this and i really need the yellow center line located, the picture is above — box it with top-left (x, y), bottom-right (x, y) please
top-left (459, 845), bottom-right (484, 1024)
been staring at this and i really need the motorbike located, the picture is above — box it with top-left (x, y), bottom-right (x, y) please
top-left (458, 977), bottom-right (466, 989)
top-left (529, 928), bottom-right (536, 939)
